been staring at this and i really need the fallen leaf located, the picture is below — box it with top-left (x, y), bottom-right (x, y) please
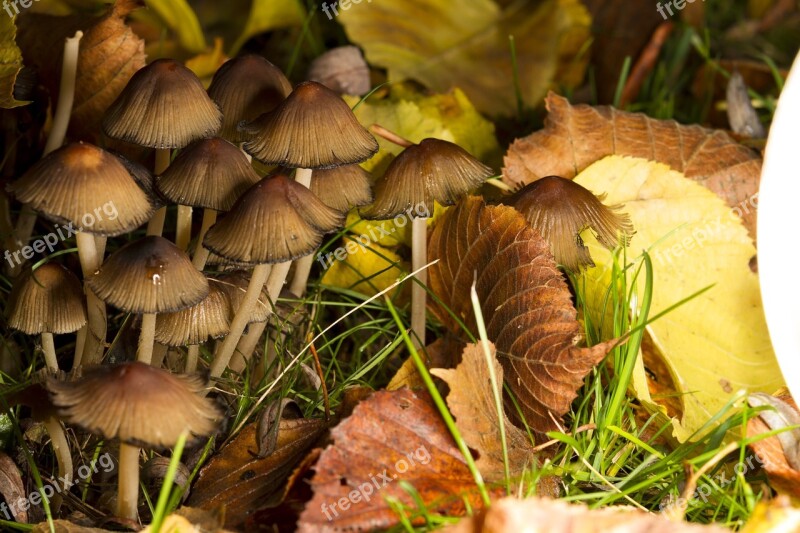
top-left (30, 521), bottom-right (112, 532)
top-left (432, 343), bottom-right (543, 483)
top-left (339, 0), bottom-right (591, 116)
top-left (144, 0), bottom-right (205, 52)
top-left (0, 14), bottom-right (28, 108)
top-left (320, 236), bottom-right (407, 298)
top-left (502, 93), bottom-right (762, 239)
top-left (428, 196), bottom-right (613, 434)
top-left (746, 392), bottom-right (800, 498)
top-left (443, 496), bottom-right (731, 533)
top-left (140, 506), bottom-right (233, 532)
top-left (575, 156), bottom-right (783, 441)
top-left (0, 451), bottom-right (26, 523)
top-left (298, 389), bottom-right (497, 532)
top-left (188, 417), bottom-right (326, 528)
top-left (740, 496), bottom-right (800, 532)
top-left (230, 0), bottom-right (305, 55)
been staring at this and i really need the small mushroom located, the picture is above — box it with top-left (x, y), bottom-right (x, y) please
top-left (48, 362), bottom-right (220, 520)
top-left (308, 163), bottom-right (374, 215)
top-left (505, 176), bottom-right (634, 271)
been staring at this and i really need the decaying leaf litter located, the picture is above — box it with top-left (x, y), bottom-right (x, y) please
top-left (0, 0), bottom-right (798, 531)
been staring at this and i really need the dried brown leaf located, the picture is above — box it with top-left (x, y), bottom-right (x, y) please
top-left (0, 451), bottom-right (26, 523)
top-left (502, 92), bottom-right (762, 239)
top-left (428, 196), bottom-right (613, 435)
top-left (30, 521), bottom-right (112, 532)
top-left (746, 392), bottom-right (800, 499)
top-left (298, 389), bottom-right (497, 532)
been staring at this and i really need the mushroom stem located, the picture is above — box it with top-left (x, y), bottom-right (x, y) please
top-left (287, 168), bottom-right (314, 296)
top-left (117, 442), bottom-right (140, 521)
top-left (236, 260), bottom-right (292, 361)
top-left (137, 313), bottom-right (157, 365)
top-left (76, 231), bottom-right (106, 365)
top-left (72, 326), bottom-right (86, 368)
top-left (175, 205), bottom-right (192, 251)
top-left (9, 31), bottom-right (83, 276)
top-left (209, 263), bottom-right (272, 377)
top-left (191, 209), bottom-right (217, 271)
top-left (186, 344), bottom-right (200, 373)
top-left (370, 124), bottom-right (413, 148)
top-left (410, 217), bottom-right (428, 349)
top-left (146, 149), bottom-right (172, 236)
top-left (295, 167), bottom-right (313, 188)
top-left (42, 416), bottom-right (73, 498)
top-left (151, 342), bottom-right (168, 368)
top-left (41, 332), bottom-right (58, 372)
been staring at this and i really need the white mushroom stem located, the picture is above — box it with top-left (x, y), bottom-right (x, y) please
top-left (175, 205), bottom-right (192, 251)
top-left (235, 260), bottom-right (292, 363)
top-left (191, 209), bottom-right (217, 271)
top-left (72, 327), bottom-right (87, 368)
top-left (42, 416), bottom-right (73, 495)
top-left (40, 332), bottom-right (58, 372)
top-left (210, 263), bottom-right (272, 377)
top-left (146, 149), bottom-right (172, 236)
top-left (76, 231), bottom-right (106, 365)
top-left (150, 342), bottom-right (168, 369)
top-left (186, 344), bottom-right (200, 373)
top-left (137, 313), bottom-right (157, 365)
top-left (287, 167), bottom-right (315, 296)
top-left (117, 442), bottom-right (140, 521)
top-left (9, 31), bottom-right (83, 276)
top-left (411, 216), bottom-right (428, 349)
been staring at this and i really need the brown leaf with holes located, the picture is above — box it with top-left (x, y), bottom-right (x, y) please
top-left (298, 389), bottom-right (498, 532)
top-left (17, 0), bottom-right (146, 142)
top-left (432, 342), bottom-right (557, 486)
top-left (0, 451), bottom-right (26, 523)
top-left (502, 92), bottom-right (762, 239)
top-left (188, 418), bottom-right (326, 528)
top-left (428, 196), bottom-right (613, 435)
top-left (746, 392), bottom-right (800, 499)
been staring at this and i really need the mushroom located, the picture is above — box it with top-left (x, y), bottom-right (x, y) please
top-left (362, 138), bottom-right (493, 348)
top-left (240, 80), bottom-right (378, 297)
top-left (87, 236), bottom-right (209, 365)
top-left (207, 54), bottom-right (291, 143)
top-left (8, 142), bottom-right (156, 365)
top-left (6, 263), bottom-right (86, 372)
top-left (203, 172), bottom-right (343, 377)
top-left (505, 176), bottom-right (634, 271)
top-left (48, 362), bottom-right (220, 520)
top-left (103, 58), bottom-right (222, 243)
top-left (154, 279), bottom-right (231, 372)
top-left (154, 137), bottom-right (261, 271)
top-left (308, 163), bottom-right (374, 215)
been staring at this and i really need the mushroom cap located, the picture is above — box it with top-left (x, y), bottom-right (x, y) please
top-left (215, 270), bottom-right (271, 323)
top-left (48, 362), bottom-right (220, 447)
top-left (113, 151), bottom-right (165, 209)
top-left (309, 163), bottom-right (373, 213)
top-left (361, 138), bottom-right (493, 220)
top-left (88, 236), bottom-right (209, 314)
top-left (7, 263), bottom-right (87, 335)
top-left (507, 176), bottom-right (634, 271)
top-left (208, 55), bottom-right (292, 143)
top-left (8, 143), bottom-right (155, 236)
top-left (155, 137), bottom-right (261, 211)
top-left (103, 58), bottom-right (222, 149)
top-left (241, 81), bottom-right (378, 168)
top-left (154, 279), bottom-right (231, 346)
top-left (203, 172), bottom-right (344, 264)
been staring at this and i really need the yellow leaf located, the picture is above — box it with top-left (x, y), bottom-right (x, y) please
top-left (320, 237), bottom-right (407, 297)
top-left (185, 37), bottom-right (228, 86)
top-left (145, 0), bottom-right (206, 53)
top-left (576, 156), bottom-right (783, 441)
top-left (339, 0), bottom-right (591, 116)
top-left (0, 14), bottom-right (28, 108)
top-left (230, 0), bottom-right (305, 55)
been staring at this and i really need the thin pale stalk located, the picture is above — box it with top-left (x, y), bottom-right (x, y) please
top-left (42, 416), bottom-right (72, 511)
top-left (72, 325), bottom-right (86, 368)
top-left (369, 124), bottom-right (413, 148)
top-left (238, 260), bottom-right (291, 361)
top-left (137, 313), bottom-right (157, 364)
top-left (287, 168), bottom-right (314, 295)
top-left (186, 344), bottom-right (199, 372)
top-left (40, 332), bottom-right (58, 372)
top-left (76, 231), bottom-right (106, 365)
top-left (411, 217), bottom-right (428, 349)
top-left (146, 149), bottom-right (171, 236)
top-left (117, 443), bottom-right (140, 520)
top-left (175, 205), bottom-right (192, 250)
top-left (191, 209), bottom-right (217, 271)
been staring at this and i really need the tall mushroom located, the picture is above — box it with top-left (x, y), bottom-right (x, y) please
top-left (87, 236), bottom-right (209, 365)
top-left (6, 263), bottom-right (86, 372)
top-left (103, 58), bottom-right (222, 244)
top-left (203, 172), bottom-right (343, 377)
top-left (362, 138), bottom-right (493, 348)
top-left (48, 362), bottom-right (219, 520)
top-left (240, 80), bottom-right (378, 297)
top-left (8, 142), bottom-right (156, 365)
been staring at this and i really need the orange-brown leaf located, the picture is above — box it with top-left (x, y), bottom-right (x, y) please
top-left (428, 196), bottom-right (612, 435)
top-left (502, 92), bottom-right (762, 238)
top-left (298, 389), bottom-right (495, 532)
top-left (746, 392), bottom-right (800, 499)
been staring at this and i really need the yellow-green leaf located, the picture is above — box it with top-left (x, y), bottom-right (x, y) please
top-left (145, 0), bottom-right (206, 53)
top-left (576, 155), bottom-right (783, 441)
top-left (339, 0), bottom-right (591, 116)
top-left (320, 237), bottom-right (407, 297)
top-left (0, 15), bottom-right (28, 108)
top-left (230, 0), bottom-right (305, 55)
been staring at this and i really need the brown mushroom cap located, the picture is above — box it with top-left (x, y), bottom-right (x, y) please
top-left (8, 143), bottom-right (155, 236)
top-left (241, 81), bottom-right (378, 168)
top-left (7, 263), bottom-right (87, 335)
top-left (88, 236), bottom-right (209, 314)
top-left (507, 176), bottom-right (634, 270)
top-left (103, 58), bottom-right (222, 149)
top-left (48, 362), bottom-right (219, 447)
top-left (154, 279), bottom-right (231, 346)
top-left (309, 164), bottom-right (373, 213)
top-left (361, 138), bottom-right (493, 220)
top-left (208, 55), bottom-right (292, 143)
top-left (155, 137), bottom-right (261, 211)
top-left (203, 172), bottom-right (344, 264)
top-left (215, 270), bottom-right (271, 323)
top-left (113, 151), bottom-right (165, 209)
